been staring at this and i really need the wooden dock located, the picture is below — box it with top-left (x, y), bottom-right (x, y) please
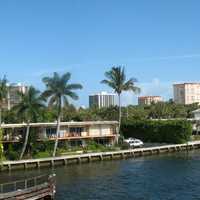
top-left (1, 141), bottom-right (200, 171)
top-left (0, 174), bottom-right (56, 200)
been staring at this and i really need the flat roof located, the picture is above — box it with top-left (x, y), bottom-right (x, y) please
top-left (89, 91), bottom-right (116, 96)
top-left (1, 121), bottom-right (119, 128)
top-left (138, 96), bottom-right (161, 99)
top-left (173, 83), bottom-right (200, 86)
top-left (192, 109), bottom-right (200, 114)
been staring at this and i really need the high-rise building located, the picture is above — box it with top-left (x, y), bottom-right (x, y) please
top-left (89, 92), bottom-right (117, 108)
top-left (1, 83), bottom-right (28, 110)
top-left (173, 83), bottom-right (200, 105)
top-left (138, 96), bottom-right (162, 106)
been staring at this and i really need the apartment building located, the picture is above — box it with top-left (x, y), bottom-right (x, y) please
top-left (1, 121), bottom-right (118, 146)
top-left (89, 92), bottom-right (117, 108)
top-left (138, 96), bottom-right (162, 106)
top-left (1, 83), bottom-right (28, 110)
top-left (173, 83), bottom-right (200, 105)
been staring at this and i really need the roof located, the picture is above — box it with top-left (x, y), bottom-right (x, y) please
top-left (192, 109), bottom-right (200, 114)
top-left (173, 83), bottom-right (200, 86)
top-left (138, 96), bottom-right (162, 99)
top-left (1, 121), bottom-right (119, 128)
top-left (89, 92), bottom-right (116, 96)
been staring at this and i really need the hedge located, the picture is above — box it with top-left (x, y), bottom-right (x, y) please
top-left (121, 120), bottom-right (192, 144)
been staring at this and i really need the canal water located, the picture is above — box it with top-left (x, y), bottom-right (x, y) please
top-left (1, 150), bottom-right (200, 200)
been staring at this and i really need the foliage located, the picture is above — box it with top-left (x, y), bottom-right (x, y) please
top-left (121, 120), bottom-right (192, 144)
top-left (0, 128), bottom-right (3, 160)
top-left (12, 86), bottom-right (45, 159)
top-left (0, 75), bottom-right (8, 105)
top-left (5, 144), bottom-right (19, 160)
top-left (42, 72), bottom-right (83, 157)
top-left (32, 140), bottom-right (54, 156)
top-left (3, 102), bottom-right (199, 125)
top-left (33, 151), bottom-right (51, 159)
top-left (101, 66), bottom-right (140, 130)
top-left (101, 66), bottom-right (140, 95)
top-left (13, 86), bottom-right (45, 122)
top-left (42, 72), bottom-right (83, 116)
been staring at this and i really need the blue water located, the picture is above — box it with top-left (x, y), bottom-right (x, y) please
top-left (1, 151), bottom-right (200, 200)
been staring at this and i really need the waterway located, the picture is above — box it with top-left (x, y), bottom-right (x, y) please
top-left (1, 150), bottom-right (200, 200)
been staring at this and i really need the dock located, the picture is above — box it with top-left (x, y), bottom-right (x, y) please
top-left (1, 141), bottom-right (200, 171)
top-left (0, 174), bottom-right (56, 200)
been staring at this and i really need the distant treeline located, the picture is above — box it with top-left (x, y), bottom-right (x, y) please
top-left (2, 101), bottom-right (199, 124)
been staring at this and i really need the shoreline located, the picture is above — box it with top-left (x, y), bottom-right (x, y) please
top-left (1, 141), bottom-right (200, 172)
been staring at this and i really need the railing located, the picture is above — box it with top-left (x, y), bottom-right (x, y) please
top-left (0, 174), bottom-right (55, 194)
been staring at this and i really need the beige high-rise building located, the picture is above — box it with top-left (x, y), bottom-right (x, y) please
top-left (173, 83), bottom-right (200, 105)
top-left (138, 96), bottom-right (162, 106)
top-left (1, 83), bottom-right (28, 110)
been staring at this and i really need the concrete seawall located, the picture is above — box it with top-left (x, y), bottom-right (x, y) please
top-left (1, 141), bottom-right (200, 171)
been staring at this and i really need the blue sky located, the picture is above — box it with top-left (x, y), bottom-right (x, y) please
top-left (0, 0), bottom-right (200, 106)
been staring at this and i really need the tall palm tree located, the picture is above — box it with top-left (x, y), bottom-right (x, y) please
top-left (101, 66), bottom-right (140, 131)
top-left (0, 76), bottom-right (8, 126)
top-left (42, 72), bottom-right (83, 157)
top-left (13, 86), bottom-right (45, 159)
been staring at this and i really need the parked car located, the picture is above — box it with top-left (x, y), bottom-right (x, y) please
top-left (124, 138), bottom-right (144, 148)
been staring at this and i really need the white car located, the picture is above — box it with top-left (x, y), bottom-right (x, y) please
top-left (124, 138), bottom-right (144, 148)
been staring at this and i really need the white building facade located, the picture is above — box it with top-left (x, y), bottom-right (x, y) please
top-left (1, 83), bottom-right (28, 110)
top-left (173, 83), bottom-right (200, 105)
top-left (89, 92), bottom-right (117, 108)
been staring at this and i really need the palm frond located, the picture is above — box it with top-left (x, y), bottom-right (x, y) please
top-left (42, 72), bottom-right (82, 112)
top-left (61, 72), bottom-right (71, 83)
top-left (101, 66), bottom-right (141, 95)
top-left (66, 83), bottom-right (83, 90)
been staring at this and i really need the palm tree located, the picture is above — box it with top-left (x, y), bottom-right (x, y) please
top-left (42, 72), bottom-right (83, 157)
top-left (101, 66), bottom-right (140, 131)
top-left (0, 76), bottom-right (8, 126)
top-left (13, 86), bottom-right (45, 159)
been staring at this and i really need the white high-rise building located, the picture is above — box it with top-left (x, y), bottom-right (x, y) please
top-left (1, 83), bottom-right (28, 110)
top-left (173, 83), bottom-right (200, 105)
top-left (89, 92), bottom-right (117, 108)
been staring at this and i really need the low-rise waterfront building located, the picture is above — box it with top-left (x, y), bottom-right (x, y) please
top-left (138, 96), bottom-right (162, 106)
top-left (1, 121), bottom-right (118, 146)
top-left (89, 92), bottom-right (117, 108)
top-left (173, 83), bottom-right (200, 105)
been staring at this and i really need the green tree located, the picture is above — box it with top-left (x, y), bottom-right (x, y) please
top-left (42, 72), bottom-right (83, 157)
top-left (0, 76), bottom-right (8, 125)
top-left (0, 128), bottom-right (3, 161)
top-left (13, 86), bottom-right (45, 159)
top-left (101, 66), bottom-right (140, 131)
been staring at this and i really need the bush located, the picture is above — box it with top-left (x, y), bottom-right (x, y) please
top-left (33, 151), bottom-right (51, 158)
top-left (121, 120), bottom-right (192, 144)
top-left (32, 140), bottom-right (54, 156)
top-left (5, 144), bottom-right (19, 160)
top-left (0, 128), bottom-right (3, 160)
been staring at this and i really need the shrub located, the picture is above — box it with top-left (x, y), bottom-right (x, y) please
top-left (121, 120), bottom-right (192, 144)
top-left (0, 128), bottom-right (3, 160)
top-left (33, 151), bottom-right (51, 159)
top-left (5, 144), bottom-right (19, 160)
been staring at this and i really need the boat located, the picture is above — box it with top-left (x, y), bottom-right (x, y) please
top-left (0, 174), bottom-right (56, 200)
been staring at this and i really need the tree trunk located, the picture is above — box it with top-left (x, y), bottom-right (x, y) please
top-left (20, 122), bottom-right (30, 160)
top-left (52, 115), bottom-right (61, 157)
top-left (118, 94), bottom-right (121, 133)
